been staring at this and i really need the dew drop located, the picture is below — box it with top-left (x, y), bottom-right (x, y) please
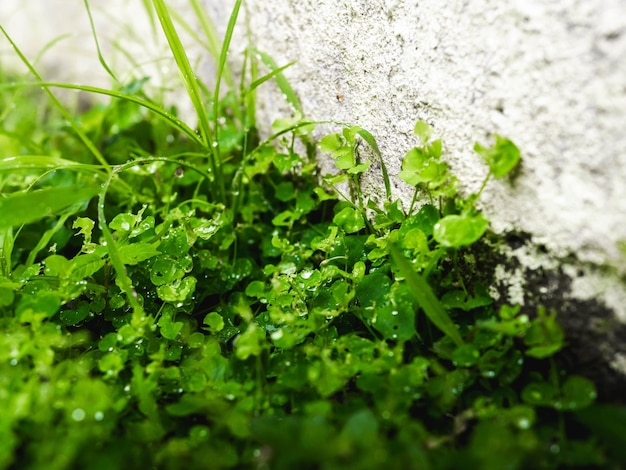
top-left (94, 411), bottom-right (104, 421)
top-left (72, 408), bottom-right (86, 422)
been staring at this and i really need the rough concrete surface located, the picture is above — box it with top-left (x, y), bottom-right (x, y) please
top-left (2, 1), bottom-right (626, 389)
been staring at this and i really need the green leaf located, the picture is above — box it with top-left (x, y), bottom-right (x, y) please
top-left (109, 213), bottom-right (138, 233)
top-left (70, 253), bottom-right (106, 280)
top-left (319, 133), bottom-right (343, 153)
top-left (433, 213), bottom-right (489, 248)
top-left (413, 120), bottom-right (432, 143)
top-left (390, 245), bottom-right (464, 346)
top-left (0, 276), bottom-right (18, 307)
top-left (521, 381), bottom-right (557, 406)
top-left (356, 272), bottom-right (391, 310)
top-left (275, 181), bottom-right (295, 201)
top-left (157, 276), bottom-right (197, 303)
top-left (203, 312), bottom-right (225, 333)
top-left (333, 207), bottom-right (365, 233)
top-left (474, 135), bottom-right (521, 178)
top-left (159, 310), bottom-right (184, 340)
top-left (235, 322), bottom-right (264, 360)
top-left (0, 185), bottom-right (99, 229)
top-left (59, 301), bottom-right (91, 326)
top-left (524, 307), bottom-right (565, 358)
top-left (117, 242), bottom-right (161, 265)
top-left (452, 343), bottom-right (480, 367)
top-left (557, 376), bottom-right (597, 410)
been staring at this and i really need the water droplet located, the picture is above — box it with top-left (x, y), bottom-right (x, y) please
top-left (94, 411), bottom-right (104, 421)
top-left (72, 408), bottom-right (86, 422)
top-left (10, 359), bottom-right (18, 366)
top-left (391, 310), bottom-right (399, 316)
top-left (517, 417), bottom-right (530, 429)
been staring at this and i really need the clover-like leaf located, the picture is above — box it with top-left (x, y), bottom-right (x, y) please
top-left (333, 206), bottom-right (365, 233)
top-left (433, 213), bottom-right (489, 248)
top-left (474, 135), bottom-right (521, 178)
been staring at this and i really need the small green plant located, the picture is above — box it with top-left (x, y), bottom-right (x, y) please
top-left (0, 2), bottom-right (624, 469)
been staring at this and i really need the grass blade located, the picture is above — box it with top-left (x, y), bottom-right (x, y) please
top-left (390, 244), bottom-right (464, 346)
top-left (0, 155), bottom-right (103, 172)
top-left (248, 61), bottom-right (296, 94)
top-left (212, 0), bottom-right (243, 201)
top-left (254, 49), bottom-right (302, 114)
top-left (0, 25), bottom-right (110, 171)
top-left (355, 127), bottom-right (392, 204)
top-left (83, 0), bottom-right (119, 83)
top-left (0, 227), bottom-right (14, 278)
top-left (0, 186), bottom-right (100, 229)
top-left (151, 0), bottom-right (222, 197)
top-left (0, 81), bottom-right (204, 147)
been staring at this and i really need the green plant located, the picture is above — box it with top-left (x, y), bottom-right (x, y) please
top-left (0, 2), bottom-right (623, 469)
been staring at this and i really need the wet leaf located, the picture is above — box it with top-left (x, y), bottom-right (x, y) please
top-left (433, 213), bottom-right (489, 248)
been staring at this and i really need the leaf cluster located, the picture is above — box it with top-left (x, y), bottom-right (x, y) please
top-left (0, 3), bottom-right (623, 470)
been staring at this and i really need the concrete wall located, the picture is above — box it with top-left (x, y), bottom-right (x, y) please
top-left (2, 1), bottom-right (626, 390)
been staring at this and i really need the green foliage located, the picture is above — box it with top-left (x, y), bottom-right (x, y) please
top-left (0, 4), bottom-right (621, 470)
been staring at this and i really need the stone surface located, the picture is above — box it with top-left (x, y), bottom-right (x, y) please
top-left (2, 0), bottom-right (626, 387)
top-left (239, 0), bottom-right (626, 273)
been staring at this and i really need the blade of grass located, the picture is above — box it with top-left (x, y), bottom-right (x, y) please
top-left (25, 213), bottom-right (72, 266)
top-left (191, 0), bottom-right (236, 90)
top-left (248, 61), bottom-right (296, 94)
top-left (355, 127), bottom-right (392, 204)
top-left (83, 0), bottom-right (119, 84)
top-left (97, 172), bottom-right (145, 322)
top-left (0, 227), bottom-right (14, 278)
top-left (242, 47), bottom-right (258, 131)
top-left (254, 49), bottom-right (303, 114)
top-left (0, 155), bottom-right (104, 172)
top-left (212, 0), bottom-right (243, 201)
top-left (0, 81), bottom-right (204, 147)
top-left (151, 0), bottom-right (223, 198)
top-left (0, 25), bottom-right (110, 172)
top-left (0, 186), bottom-right (100, 229)
top-left (389, 244), bottom-right (464, 346)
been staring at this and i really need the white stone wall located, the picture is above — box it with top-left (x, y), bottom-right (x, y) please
top-left (240, 0), bottom-right (626, 274)
top-left (2, 0), bottom-right (625, 317)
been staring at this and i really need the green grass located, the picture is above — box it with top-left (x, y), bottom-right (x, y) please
top-left (0, 2), bottom-right (623, 469)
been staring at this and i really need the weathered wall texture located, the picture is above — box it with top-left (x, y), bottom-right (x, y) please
top-left (239, 0), bottom-right (626, 268)
top-left (2, 1), bottom-right (626, 389)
